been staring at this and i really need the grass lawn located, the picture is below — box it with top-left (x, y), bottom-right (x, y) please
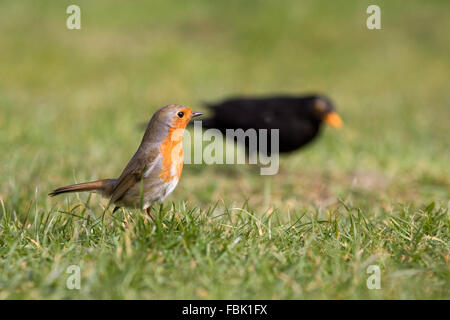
top-left (0, 0), bottom-right (449, 299)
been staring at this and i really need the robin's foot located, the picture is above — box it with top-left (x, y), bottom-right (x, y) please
top-left (145, 207), bottom-right (155, 221)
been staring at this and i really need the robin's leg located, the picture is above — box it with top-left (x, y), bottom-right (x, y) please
top-left (145, 207), bottom-right (155, 221)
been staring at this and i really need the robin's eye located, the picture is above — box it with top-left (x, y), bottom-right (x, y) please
top-left (177, 112), bottom-right (184, 118)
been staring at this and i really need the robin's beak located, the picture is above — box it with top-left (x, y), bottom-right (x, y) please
top-left (191, 112), bottom-right (203, 118)
top-left (323, 112), bottom-right (343, 128)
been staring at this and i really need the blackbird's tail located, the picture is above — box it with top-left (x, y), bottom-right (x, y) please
top-left (49, 179), bottom-right (115, 197)
top-left (196, 117), bottom-right (218, 129)
top-left (188, 101), bottom-right (217, 128)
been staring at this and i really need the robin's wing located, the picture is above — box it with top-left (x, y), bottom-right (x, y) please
top-left (109, 144), bottom-right (162, 204)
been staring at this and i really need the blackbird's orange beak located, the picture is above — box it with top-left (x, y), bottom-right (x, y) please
top-left (192, 112), bottom-right (203, 118)
top-left (323, 112), bottom-right (343, 128)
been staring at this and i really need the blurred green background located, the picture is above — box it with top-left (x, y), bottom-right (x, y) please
top-left (0, 0), bottom-right (448, 299)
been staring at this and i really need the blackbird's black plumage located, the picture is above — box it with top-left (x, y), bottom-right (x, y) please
top-left (200, 94), bottom-right (342, 154)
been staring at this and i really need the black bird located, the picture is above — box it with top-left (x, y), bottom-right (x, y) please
top-left (198, 94), bottom-right (342, 154)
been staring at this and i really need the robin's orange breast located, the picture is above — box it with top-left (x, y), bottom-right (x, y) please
top-left (159, 127), bottom-right (184, 183)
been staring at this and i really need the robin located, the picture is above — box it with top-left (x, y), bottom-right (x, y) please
top-left (200, 94), bottom-right (342, 154)
top-left (49, 104), bottom-right (203, 219)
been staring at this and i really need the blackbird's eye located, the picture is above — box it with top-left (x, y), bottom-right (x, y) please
top-left (177, 112), bottom-right (184, 118)
top-left (314, 99), bottom-right (328, 113)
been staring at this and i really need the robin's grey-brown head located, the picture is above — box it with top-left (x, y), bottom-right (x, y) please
top-left (154, 104), bottom-right (203, 129)
top-left (143, 104), bottom-right (203, 143)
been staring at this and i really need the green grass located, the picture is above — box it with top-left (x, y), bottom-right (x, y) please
top-left (0, 0), bottom-right (449, 299)
top-left (1, 200), bottom-right (448, 299)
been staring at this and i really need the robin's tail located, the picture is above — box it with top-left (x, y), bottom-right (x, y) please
top-left (49, 179), bottom-right (115, 197)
